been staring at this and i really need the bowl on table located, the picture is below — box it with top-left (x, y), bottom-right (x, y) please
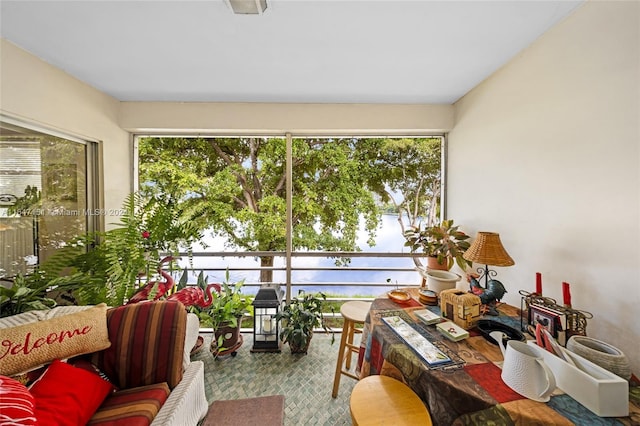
top-left (418, 288), bottom-right (438, 305)
top-left (387, 289), bottom-right (412, 304)
top-left (477, 319), bottom-right (526, 345)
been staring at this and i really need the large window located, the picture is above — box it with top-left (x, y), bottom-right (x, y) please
top-left (136, 135), bottom-right (443, 296)
top-left (0, 119), bottom-right (99, 278)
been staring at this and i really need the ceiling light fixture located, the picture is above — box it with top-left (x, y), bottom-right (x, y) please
top-left (226, 0), bottom-right (267, 15)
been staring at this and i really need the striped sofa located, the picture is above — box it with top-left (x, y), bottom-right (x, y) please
top-left (0, 301), bottom-right (209, 426)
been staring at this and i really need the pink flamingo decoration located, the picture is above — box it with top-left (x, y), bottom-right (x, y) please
top-left (127, 256), bottom-right (176, 304)
top-left (167, 283), bottom-right (221, 309)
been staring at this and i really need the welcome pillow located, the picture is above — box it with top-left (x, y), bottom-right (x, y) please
top-left (0, 304), bottom-right (111, 377)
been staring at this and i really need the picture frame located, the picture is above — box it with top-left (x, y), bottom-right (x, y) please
top-left (529, 303), bottom-right (562, 338)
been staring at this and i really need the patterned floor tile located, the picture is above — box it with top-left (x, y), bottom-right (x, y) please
top-left (192, 332), bottom-right (357, 425)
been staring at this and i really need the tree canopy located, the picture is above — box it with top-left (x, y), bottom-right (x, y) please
top-left (138, 136), bottom-right (441, 281)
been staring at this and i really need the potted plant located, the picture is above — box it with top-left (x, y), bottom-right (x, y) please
top-left (0, 274), bottom-right (56, 317)
top-left (196, 270), bottom-right (251, 355)
top-left (404, 219), bottom-right (472, 271)
top-left (274, 291), bottom-right (332, 354)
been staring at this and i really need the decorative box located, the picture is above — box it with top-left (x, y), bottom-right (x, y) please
top-left (436, 321), bottom-right (470, 342)
top-left (439, 289), bottom-right (482, 330)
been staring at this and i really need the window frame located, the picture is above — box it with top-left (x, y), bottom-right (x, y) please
top-left (0, 115), bottom-right (102, 275)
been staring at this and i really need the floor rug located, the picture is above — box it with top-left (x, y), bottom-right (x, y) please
top-left (202, 394), bottom-right (285, 426)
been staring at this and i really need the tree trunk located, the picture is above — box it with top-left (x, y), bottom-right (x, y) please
top-left (260, 256), bottom-right (274, 283)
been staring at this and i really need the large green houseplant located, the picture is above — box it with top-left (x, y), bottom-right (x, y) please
top-left (275, 291), bottom-right (332, 354)
top-left (404, 219), bottom-right (472, 271)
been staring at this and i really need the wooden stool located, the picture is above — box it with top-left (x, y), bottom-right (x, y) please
top-left (331, 301), bottom-right (371, 398)
top-left (350, 375), bottom-right (433, 426)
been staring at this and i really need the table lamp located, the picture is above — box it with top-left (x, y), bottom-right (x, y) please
top-left (463, 231), bottom-right (515, 288)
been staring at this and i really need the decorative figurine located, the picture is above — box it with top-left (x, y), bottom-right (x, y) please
top-left (468, 274), bottom-right (507, 316)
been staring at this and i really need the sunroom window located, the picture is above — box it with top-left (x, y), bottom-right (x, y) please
top-left (0, 119), bottom-right (99, 278)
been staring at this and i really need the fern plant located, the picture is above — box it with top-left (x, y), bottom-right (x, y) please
top-left (7, 192), bottom-right (204, 309)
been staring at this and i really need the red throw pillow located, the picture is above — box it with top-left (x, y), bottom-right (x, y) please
top-left (29, 359), bottom-right (114, 426)
top-left (0, 375), bottom-right (36, 425)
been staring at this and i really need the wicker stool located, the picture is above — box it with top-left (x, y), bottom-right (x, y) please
top-left (331, 300), bottom-right (371, 398)
top-left (350, 375), bottom-right (433, 426)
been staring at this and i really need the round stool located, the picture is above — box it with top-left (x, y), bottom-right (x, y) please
top-left (350, 375), bottom-right (433, 426)
top-left (331, 301), bottom-right (371, 398)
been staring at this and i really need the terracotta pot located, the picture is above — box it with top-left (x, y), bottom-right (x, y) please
top-left (426, 256), bottom-right (450, 271)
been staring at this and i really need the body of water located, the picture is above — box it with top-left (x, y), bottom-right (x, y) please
top-left (177, 214), bottom-right (421, 297)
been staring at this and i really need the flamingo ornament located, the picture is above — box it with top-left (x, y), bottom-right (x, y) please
top-left (167, 283), bottom-right (221, 309)
top-left (126, 256), bottom-right (176, 304)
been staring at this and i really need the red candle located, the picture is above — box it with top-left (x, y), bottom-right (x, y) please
top-left (536, 272), bottom-right (542, 295)
top-left (562, 282), bottom-right (571, 307)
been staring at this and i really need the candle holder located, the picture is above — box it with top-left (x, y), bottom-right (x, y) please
top-left (519, 290), bottom-right (592, 346)
top-left (251, 286), bottom-right (283, 353)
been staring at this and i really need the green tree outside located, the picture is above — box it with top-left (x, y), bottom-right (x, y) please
top-left (138, 136), bottom-right (441, 282)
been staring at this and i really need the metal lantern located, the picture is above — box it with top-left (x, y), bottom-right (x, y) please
top-left (251, 286), bottom-right (283, 353)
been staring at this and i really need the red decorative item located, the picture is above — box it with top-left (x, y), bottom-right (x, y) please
top-left (127, 256), bottom-right (175, 304)
top-left (167, 283), bottom-right (221, 309)
top-left (535, 272), bottom-right (542, 295)
top-left (562, 282), bottom-right (571, 307)
top-left (30, 359), bottom-right (113, 426)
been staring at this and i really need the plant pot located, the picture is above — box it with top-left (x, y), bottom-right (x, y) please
top-left (423, 269), bottom-right (460, 294)
top-left (288, 333), bottom-right (312, 354)
top-left (426, 256), bottom-right (449, 271)
top-left (212, 317), bottom-right (243, 352)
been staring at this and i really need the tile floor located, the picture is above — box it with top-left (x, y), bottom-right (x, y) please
top-left (192, 332), bottom-right (358, 426)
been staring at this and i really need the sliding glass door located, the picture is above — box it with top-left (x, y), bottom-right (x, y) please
top-left (0, 120), bottom-right (99, 278)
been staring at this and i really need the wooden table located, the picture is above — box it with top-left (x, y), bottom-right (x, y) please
top-left (357, 287), bottom-right (639, 426)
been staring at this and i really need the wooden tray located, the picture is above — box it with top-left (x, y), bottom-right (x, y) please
top-left (388, 289), bottom-right (412, 304)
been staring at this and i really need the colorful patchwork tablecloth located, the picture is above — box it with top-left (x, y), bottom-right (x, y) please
top-left (358, 290), bottom-right (639, 426)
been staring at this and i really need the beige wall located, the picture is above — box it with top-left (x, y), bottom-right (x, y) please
top-left (2, 0), bottom-right (638, 373)
top-left (0, 39), bottom-right (131, 224)
top-left (120, 101), bottom-right (453, 135)
top-left (448, 1), bottom-right (639, 373)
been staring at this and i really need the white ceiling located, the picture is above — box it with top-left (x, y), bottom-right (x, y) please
top-left (1, 0), bottom-right (584, 104)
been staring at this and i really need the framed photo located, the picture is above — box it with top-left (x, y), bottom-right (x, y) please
top-left (529, 304), bottom-right (561, 338)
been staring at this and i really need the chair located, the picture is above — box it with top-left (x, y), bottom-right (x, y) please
top-left (331, 300), bottom-right (371, 398)
top-left (350, 375), bottom-right (433, 426)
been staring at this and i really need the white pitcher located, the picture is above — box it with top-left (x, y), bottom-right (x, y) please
top-left (490, 331), bottom-right (556, 402)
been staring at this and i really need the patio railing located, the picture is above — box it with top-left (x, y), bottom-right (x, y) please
top-left (175, 250), bottom-right (426, 332)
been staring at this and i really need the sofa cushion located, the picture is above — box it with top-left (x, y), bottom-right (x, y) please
top-left (0, 304), bottom-right (111, 377)
top-left (93, 301), bottom-right (186, 390)
top-left (29, 359), bottom-right (114, 426)
top-left (87, 382), bottom-right (171, 426)
top-left (0, 375), bottom-right (36, 425)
